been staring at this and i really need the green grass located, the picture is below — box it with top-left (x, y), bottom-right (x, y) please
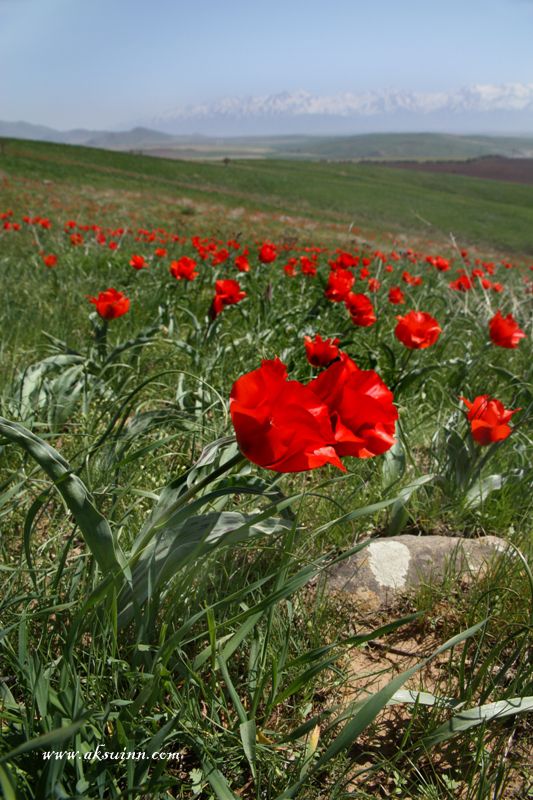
top-left (2, 137), bottom-right (533, 254)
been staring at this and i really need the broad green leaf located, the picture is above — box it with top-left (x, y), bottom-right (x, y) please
top-left (0, 717), bottom-right (88, 764)
top-left (202, 760), bottom-right (240, 800)
top-left (421, 696), bottom-right (533, 747)
top-left (0, 417), bottom-right (125, 575)
top-left (118, 511), bottom-right (290, 627)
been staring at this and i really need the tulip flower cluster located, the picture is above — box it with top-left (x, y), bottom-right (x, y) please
top-left (230, 350), bottom-right (398, 472)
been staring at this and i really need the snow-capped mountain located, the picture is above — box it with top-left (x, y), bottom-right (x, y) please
top-left (148, 84), bottom-right (533, 135)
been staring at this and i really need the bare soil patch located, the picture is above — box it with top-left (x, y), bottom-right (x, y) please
top-left (378, 156), bottom-right (533, 185)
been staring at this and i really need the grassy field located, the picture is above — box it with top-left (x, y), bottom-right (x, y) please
top-left (2, 138), bottom-right (533, 255)
top-left (0, 143), bottom-right (531, 799)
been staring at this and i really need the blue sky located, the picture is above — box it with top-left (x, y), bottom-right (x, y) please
top-left (1, 0), bottom-right (532, 129)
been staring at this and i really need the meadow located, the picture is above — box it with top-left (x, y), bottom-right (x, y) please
top-left (0, 140), bottom-right (532, 799)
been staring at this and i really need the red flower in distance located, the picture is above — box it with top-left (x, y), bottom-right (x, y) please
top-left (304, 334), bottom-right (340, 368)
top-left (169, 256), bottom-right (198, 281)
top-left (300, 256), bottom-right (317, 276)
top-left (449, 274), bottom-right (474, 292)
top-left (427, 255), bottom-right (450, 272)
top-left (330, 251), bottom-right (358, 270)
top-left (309, 353), bottom-right (398, 458)
top-left (234, 254), bottom-right (251, 272)
top-left (395, 311), bottom-right (441, 349)
top-left (388, 286), bottom-right (405, 305)
top-left (230, 358), bottom-right (343, 472)
top-left (461, 395), bottom-right (520, 446)
top-left (210, 279), bottom-right (246, 319)
top-left (130, 254), bottom-right (147, 270)
top-left (258, 243), bottom-right (277, 264)
top-left (212, 248), bottom-right (230, 266)
top-left (42, 254), bottom-right (58, 268)
top-left (88, 288), bottom-right (130, 320)
top-left (345, 293), bottom-right (376, 327)
top-left (325, 269), bottom-right (354, 302)
top-left (154, 247), bottom-right (167, 258)
top-left (489, 310), bottom-right (526, 349)
top-left (402, 270), bottom-right (423, 286)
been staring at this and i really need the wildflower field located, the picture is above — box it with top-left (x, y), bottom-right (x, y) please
top-left (0, 140), bottom-right (532, 799)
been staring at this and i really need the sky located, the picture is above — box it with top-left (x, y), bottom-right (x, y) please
top-left (1, 0), bottom-right (533, 130)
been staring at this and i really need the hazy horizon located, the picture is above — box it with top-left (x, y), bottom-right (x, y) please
top-left (1, 0), bottom-right (533, 135)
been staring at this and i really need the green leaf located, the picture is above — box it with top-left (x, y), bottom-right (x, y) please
top-left (0, 717), bottom-right (88, 764)
top-left (382, 439), bottom-right (406, 490)
top-left (202, 760), bottom-right (240, 800)
top-left (421, 696), bottom-right (533, 747)
top-left (0, 764), bottom-right (17, 800)
top-left (0, 416), bottom-right (125, 575)
top-left (388, 689), bottom-right (459, 708)
top-left (239, 719), bottom-right (257, 779)
top-left (118, 511), bottom-right (289, 627)
top-left (395, 364), bottom-right (442, 394)
top-left (464, 470), bottom-right (524, 509)
top-left (315, 474), bottom-right (434, 534)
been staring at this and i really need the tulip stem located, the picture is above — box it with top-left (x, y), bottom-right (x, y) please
top-left (392, 349), bottom-right (415, 390)
top-left (95, 320), bottom-right (109, 360)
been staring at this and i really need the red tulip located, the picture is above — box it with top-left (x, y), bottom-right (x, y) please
top-left (88, 288), bottom-right (130, 320)
top-left (212, 248), bottom-right (230, 266)
top-left (402, 270), bottom-right (423, 286)
top-left (388, 286), bottom-right (405, 305)
top-left (169, 256), bottom-right (198, 281)
top-left (130, 254), bottom-right (147, 270)
top-left (489, 310), bottom-right (526, 349)
top-left (230, 352), bottom-right (397, 471)
top-left (235, 255), bottom-right (251, 272)
top-left (210, 279), bottom-right (246, 319)
top-left (426, 255), bottom-right (450, 272)
top-left (345, 293), bottom-right (376, 327)
top-left (325, 269), bottom-right (354, 302)
top-left (461, 395), bottom-right (520, 446)
top-left (395, 311), bottom-right (441, 349)
top-left (330, 251), bottom-right (358, 270)
top-left (449, 274), bottom-right (474, 291)
top-left (230, 358), bottom-right (344, 472)
top-left (300, 256), bottom-right (317, 277)
top-left (304, 334), bottom-right (340, 368)
top-left (258, 243), bottom-right (277, 264)
top-left (309, 353), bottom-right (397, 458)
top-left (42, 254), bottom-right (57, 268)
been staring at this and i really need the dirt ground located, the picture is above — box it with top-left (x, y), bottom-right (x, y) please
top-left (377, 156), bottom-right (533, 185)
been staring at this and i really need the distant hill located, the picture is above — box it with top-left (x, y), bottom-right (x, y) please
top-left (268, 132), bottom-right (533, 160)
top-left (2, 121), bottom-right (533, 161)
top-left (0, 121), bottom-right (176, 150)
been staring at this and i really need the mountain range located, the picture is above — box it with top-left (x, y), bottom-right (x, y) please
top-left (2, 82), bottom-right (533, 157)
top-left (147, 83), bottom-right (533, 135)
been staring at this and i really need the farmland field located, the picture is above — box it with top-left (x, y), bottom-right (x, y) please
top-left (0, 140), bottom-right (532, 799)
